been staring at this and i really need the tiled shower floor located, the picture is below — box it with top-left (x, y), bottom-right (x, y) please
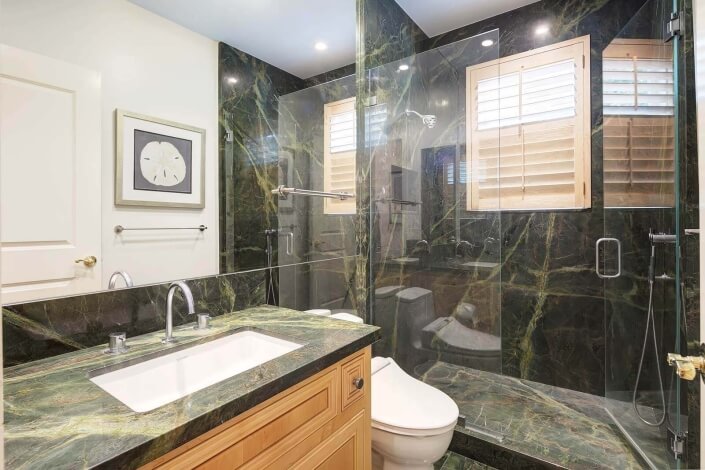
top-left (416, 361), bottom-right (665, 469)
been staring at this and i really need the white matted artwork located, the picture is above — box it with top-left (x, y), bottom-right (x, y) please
top-left (115, 109), bottom-right (205, 208)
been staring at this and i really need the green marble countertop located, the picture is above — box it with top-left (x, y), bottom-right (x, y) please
top-left (3, 306), bottom-right (380, 470)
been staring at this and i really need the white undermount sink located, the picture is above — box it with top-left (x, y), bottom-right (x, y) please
top-left (90, 330), bottom-right (303, 412)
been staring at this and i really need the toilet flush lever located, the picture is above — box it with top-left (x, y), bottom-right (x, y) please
top-left (352, 377), bottom-right (364, 390)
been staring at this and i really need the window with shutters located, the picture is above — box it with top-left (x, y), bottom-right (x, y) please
top-left (323, 97), bottom-right (387, 214)
top-left (466, 35), bottom-right (591, 211)
top-left (324, 97), bottom-right (357, 214)
top-left (603, 39), bottom-right (674, 208)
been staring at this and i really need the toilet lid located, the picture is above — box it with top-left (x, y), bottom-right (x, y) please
top-left (371, 357), bottom-right (459, 431)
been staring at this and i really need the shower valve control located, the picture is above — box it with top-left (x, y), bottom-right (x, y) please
top-left (667, 352), bottom-right (705, 381)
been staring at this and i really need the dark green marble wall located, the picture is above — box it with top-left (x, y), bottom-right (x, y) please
top-left (429, 0), bottom-right (653, 396)
top-left (219, 42), bottom-right (305, 274)
top-left (356, 0), bottom-right (429, 321)
top-left (276, 76), bottom-right (359, 313)
top-left (2, 269), bottom-right (267, 366)
top-left (361, 0), bottom-right (698, 397)
top-left (360, 0), bottom-right (699, 464)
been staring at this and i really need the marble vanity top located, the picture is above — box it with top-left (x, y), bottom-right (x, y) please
top-left (3, 306), bottom-right (379, 469)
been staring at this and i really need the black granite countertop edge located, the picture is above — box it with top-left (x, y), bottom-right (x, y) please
top-left (98, 329), bottom-right (381, 469)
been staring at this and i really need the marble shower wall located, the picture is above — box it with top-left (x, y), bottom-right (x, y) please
top-left (219, 44), bottom-right (361, 312)
top-left (219, 42), bottom-right (305, 274)
top-left (276, 76), bottom-right (360, 313)
top-left (355, 0), bottom-right (428, 321)
top-left (360, 0), bottom-right (699, 398)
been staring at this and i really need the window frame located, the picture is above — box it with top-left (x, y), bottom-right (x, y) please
top-left (465, 35), bottom-right (592, 211)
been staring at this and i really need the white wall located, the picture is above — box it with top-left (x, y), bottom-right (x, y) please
top-left (694, 1), bottom-right (705, 468)
top-left (0, 0), bottom-right (220, 288)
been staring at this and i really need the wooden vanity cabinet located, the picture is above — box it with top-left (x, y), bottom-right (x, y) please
top-left (141, 346), bottom-right (371, 470)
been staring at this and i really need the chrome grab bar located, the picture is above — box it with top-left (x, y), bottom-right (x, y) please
top-left (596, 238), bottom-right (622, 279)
top-left (271, 185), bottom-right (354, 200)
top-left (114, 225), bottom-right (207, 234)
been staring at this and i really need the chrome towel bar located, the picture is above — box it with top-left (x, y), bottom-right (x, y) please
top-left (271, 185), bottom-right (354, 200)
top-left (114, 225), bottom-right (207, 234)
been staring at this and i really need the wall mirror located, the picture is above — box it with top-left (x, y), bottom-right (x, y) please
top-left (0, 0), bottom-right (356, 304)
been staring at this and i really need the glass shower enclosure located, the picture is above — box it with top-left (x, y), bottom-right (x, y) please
top-left (363, 30), bottom-right (502, 376)
top-left (601, 0), bottom-right (690, 468)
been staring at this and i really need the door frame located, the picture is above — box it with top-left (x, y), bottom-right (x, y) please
top-left (693, 1), bottom-right (705, 467)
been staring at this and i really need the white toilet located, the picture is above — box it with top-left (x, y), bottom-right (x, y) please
top-left (370, 357), bottom-right (459, 470)
top-left (305, 308), bottom-right (459, 469)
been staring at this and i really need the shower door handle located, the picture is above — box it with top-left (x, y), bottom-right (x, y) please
top-left (278, 232), bottom-right (293, 255)
top-left (596, 238), bottom-right (621, 279)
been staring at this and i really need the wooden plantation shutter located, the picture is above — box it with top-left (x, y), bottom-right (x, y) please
top-left (324, 97), bottom-right (356, 214)
top-left (323, 98), bottom-right (387, 214)
top-left (467, 35), bottom-right (591, 210)
top-left (603, 39), bottom-right (674, 207)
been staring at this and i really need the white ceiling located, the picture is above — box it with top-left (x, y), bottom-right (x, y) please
top-left (128, 0), bottom-right (356, 79)
top-left (128, 0), bottom-right (539, 79)
top-left (396, 0), bottom-right (540, 37)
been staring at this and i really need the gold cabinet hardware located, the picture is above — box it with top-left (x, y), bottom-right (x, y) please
top-left (75, 256), bottom-right (97, 268)
top-left (667, 353), bottom-right (705, 381)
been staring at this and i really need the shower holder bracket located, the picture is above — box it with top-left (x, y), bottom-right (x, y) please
top-left (664, 11), bottom-right (683, 42)
top-left (668, 428), bottom-right (687, 460)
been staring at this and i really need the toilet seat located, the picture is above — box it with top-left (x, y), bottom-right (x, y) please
top-left (372, 419), bottom-right (457, 437)
top-left (371, 357), bottom-right (458, 436)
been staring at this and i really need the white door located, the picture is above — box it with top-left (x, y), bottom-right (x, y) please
top-left (0, 45), bottom-right (101, 304)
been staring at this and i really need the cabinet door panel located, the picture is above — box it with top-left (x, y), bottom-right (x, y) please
top-left (292, 412), bottom-right (365, 470)
top-left (153, 369), bottom-right (338, 470)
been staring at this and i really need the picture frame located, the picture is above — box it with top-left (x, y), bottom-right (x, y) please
top-left (115, 109), bottom-right (206, 208)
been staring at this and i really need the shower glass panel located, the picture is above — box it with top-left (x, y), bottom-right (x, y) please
top-left (602, 0), bottom-right (686, 467)
top-left (365, 30), bottom-right (502, 391)
top-left (276, 75), bottom-right (359, 313)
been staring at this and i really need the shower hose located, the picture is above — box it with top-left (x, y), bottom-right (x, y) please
top-left (632, 243), bottom-right (667, 427)
top-left (632, 237), bottom-right (687, 427)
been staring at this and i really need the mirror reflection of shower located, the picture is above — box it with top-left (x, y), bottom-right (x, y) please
top-left (405, 109), bottom-right (437, 128)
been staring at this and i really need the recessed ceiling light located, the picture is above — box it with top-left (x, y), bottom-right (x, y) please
top-left (535, 24), bottom-right (550, 36)
top-left (314, 41), bottom-right (328, 51)
top-left (227, 77), bottom-right (238, 84)
top-left (481, 39), bottom-right (494, 47)
top-left (398, 64), bottom-right (409, 71)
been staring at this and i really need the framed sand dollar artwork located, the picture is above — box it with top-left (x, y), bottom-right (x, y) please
top-left (115, 110), bottom-right (205, 208)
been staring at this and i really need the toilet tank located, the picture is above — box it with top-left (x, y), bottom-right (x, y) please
top-left (373, 285), bottom-right (405, 357)
top-left (395, 287), bottom-right (436, 371)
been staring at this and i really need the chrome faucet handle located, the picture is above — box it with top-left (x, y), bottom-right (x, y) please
top-left (105, 332), bottom-right (129, 354)
top-left (195, 313), bottom-right (211, 330)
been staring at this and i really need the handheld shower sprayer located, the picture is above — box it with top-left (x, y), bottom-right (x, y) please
top-left (405, 109), bottom-right (437, 128)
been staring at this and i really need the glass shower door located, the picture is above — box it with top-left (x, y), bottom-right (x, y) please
top-left (601, 0), bottom-right (687, 467)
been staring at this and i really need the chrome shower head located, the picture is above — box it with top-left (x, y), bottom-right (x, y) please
top-left (405, 109), bottom-right (437, 128)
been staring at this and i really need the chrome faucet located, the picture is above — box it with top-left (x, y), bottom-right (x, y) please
top-left (414, 239), bottom-right (430, 254)
top-left (163, 281), bottom-right (196, 343)
top-left (455, 240), bottom-right (475, 257)
top-left (483, 237), bottom-right (498, 254)
top-left (108, 271), bottom-right (134, 289)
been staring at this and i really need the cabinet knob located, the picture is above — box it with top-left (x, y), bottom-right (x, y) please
top-left (352, 377), bottom-right (364, 390)
top-left (75, 256), bottom-right (97, 267)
